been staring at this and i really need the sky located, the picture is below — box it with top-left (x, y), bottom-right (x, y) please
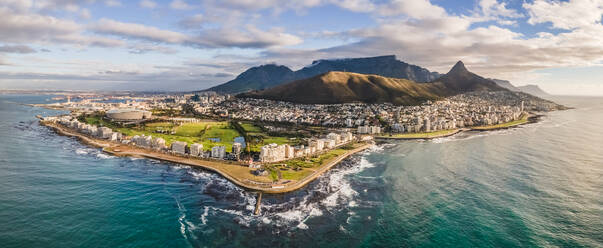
top-left (0, 0), bottom-right (603, 95)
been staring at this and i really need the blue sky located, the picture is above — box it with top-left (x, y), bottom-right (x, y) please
top-left (1, 0), bottom-right (603, 95)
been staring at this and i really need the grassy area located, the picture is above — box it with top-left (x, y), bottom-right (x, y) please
top-left (240, 122), bottom-right (262, 133)
top-left (240, 122), bottom-right (301, 152)
top-left (377, 129), bottom-right (459, 139)
top-left (81, 115), bottom-right (242, 151)
top-left (471, 114), bottom-right (529, 130)
top-left (264, 143), bottom-right (361, 181)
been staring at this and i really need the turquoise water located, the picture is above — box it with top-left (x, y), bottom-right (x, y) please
top-left (0, 94), bottom-right (601, 247)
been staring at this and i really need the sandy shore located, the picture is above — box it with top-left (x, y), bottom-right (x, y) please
top-left (41, 121), bottom-right (371, 194)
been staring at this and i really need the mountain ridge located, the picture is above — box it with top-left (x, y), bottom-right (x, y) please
top-left (204, 55), bottom-right (441, 94)
top-left (238, 61), bottom-right (509, 105)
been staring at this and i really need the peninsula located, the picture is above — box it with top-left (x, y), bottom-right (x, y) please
top-left (36, 58), bottom-right (565, 196)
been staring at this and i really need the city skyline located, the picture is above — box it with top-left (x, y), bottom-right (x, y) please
top-left (1, 0), bottom-right (603, 95)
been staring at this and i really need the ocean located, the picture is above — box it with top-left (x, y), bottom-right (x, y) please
top-left (0, 94), bottom-right (601, 247)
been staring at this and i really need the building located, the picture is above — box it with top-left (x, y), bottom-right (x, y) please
top-left (106, 109), bottom-right (152, 121)
top-left (211, 146), bottom-right (226, 159)
top-left (259, 143), bottom-right (290, 162)
top-left (97, 127), bottom-right (113, 139)
top-left (326, 133), bottom-right (341, 144)
top-left (190, 143), bottom-right (203, 157)
top-left (151, 137), bottom-right (166, 150)
top-left (232, 143), bottom-right (242, 160)
top-left (171, 141), bottom-right (187, 155)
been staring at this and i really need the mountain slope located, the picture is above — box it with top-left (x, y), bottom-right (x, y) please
top-left (206, 64), bottom-right (294, 93)
top-left (239, 71), bottom-right (450, 105)
top-left (205, 55), bottom-right (441, 94)
top-left (490, 78), bottom-right (520, 91)
top-left (517, 84), bottom-right (550, 97)
top-left (431, 61), bottom-right (507, 93)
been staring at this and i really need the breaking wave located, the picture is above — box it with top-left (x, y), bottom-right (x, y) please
top-left (179, 153), bottom-right (379, 232)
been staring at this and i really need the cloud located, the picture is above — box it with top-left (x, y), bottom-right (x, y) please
top-left (80, 8), bottom-right (91, 19)
top-left (0, 45), bottom-right (37, 53)
top-left (92, 18), bottom-right (188, 43)
top-left (92, 18), bottom-right (302, 48)
top-left (192, 26), bottom-right (303, 48)
top-left (139, 0), bottom-right (156, 9)
top-left (0, 7), bottom-right (124, 47)
top-left (169, 0), bottom-right (191, 10)
top-left (0, 7), bottom-right (80, 43)
top-left (178, 14), bottom-right (204, 29)
top-left (523, 0), bottom-right (603, 30)
top-left (128, 43), bottom-right (178, 54)
top-left (104, 0), bottom-right (121, 7)
top-left (259, 0), bottom-right (603, 79)
top-left (378, 0), bottom-right (448, 19)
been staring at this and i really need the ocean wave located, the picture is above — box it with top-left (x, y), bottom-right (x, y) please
top-left (75, 148), bottom-right (90, 155)
top-left (203, 154), bottom-right (377, 231)
top-left (96, 153), bottom-right (113, 159)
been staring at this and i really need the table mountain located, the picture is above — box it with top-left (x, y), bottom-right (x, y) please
top-left (205, 55), bottom-right (441, 94)
top-left (239, 61), bottom-right (509, 105)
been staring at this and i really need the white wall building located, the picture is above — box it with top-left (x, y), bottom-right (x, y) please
top-left (190, 143), bottom-right (203, 157)
top-left (171, 141), bottom-right (187, 155)
top-left (211, 146), bottom-right (226, 159)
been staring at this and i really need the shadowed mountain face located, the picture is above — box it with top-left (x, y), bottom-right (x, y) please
top-left (431, 61), bottom-right (507, 93)
top-left (206, 64), bottom-right (295, 94)
top-left (238, 71), bottom-right (451, 105)
top-left (205, 55), bottom-right (441, 94)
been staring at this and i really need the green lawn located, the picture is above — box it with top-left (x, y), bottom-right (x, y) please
top-left (378, 129), bottom-right (459, 139)
top-left (471, 114), bottom-right (529, 130)
top-left (240, 122), bottom-right (262, 133)
top-left (239, 122), bottom-right (301, 153)
top-left (81, 115), bottom-right (242, 151)
top-left (174, 122), bottom-right (211, 136)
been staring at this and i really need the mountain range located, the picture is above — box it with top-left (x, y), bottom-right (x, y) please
top-left (206, 55), bottom-right (441, 94)
top-left (490, 79), bottom-right (550, 97)
top-left (239, 61), bottom-right (508, 105)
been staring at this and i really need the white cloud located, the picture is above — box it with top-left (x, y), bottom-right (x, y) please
top-left (169, 0), bottom-right (191, 10)
top-left (104, 0), bottom-right (121, 7)
top-left (80, 8), bottom-right (91, 19)
top-left (0, 7), bottom-right (78, 42)
top-left (128, 43), bottom-right (178, 54)
top-left (378, 0), bottom-right (448, 19)
top-left (523, 0), bottom-right (603, 30)
top-left (92, 18), bottom-right (188, 43)
top-left (91, 18), bottom-right (302, 48)
top-left (139, 0), bottom-right (156, 9)
top-left (178, 14), bottom-right (204, 29)
top-left (193, 25), bottom-right (303, 48)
